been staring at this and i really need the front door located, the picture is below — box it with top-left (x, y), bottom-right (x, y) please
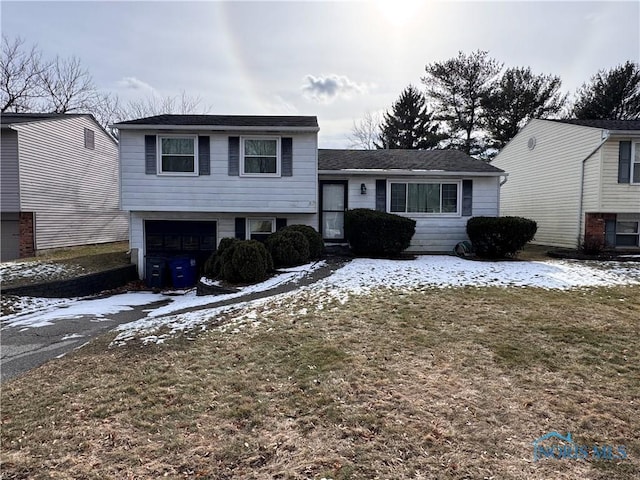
top-left (320, 181), bottom-right (348, 242)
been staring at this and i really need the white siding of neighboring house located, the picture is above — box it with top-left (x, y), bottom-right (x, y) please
top-left (1, 128), bottom-right (20, 212)
top-left (12, 116), bottom-right (128, 250)
top-left (119, 130), bottom-right (318, 213)
top-left (128, 211), bottom-right (318, 277)
top-left (492, 119), bottom-right (605, 248)
top-left (598, 138), bottom-right (640, 212)
top-left (321, 174), bottom-right (500, 253)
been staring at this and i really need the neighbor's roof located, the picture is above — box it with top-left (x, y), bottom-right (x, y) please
top-left (1, 113), bottom-right (87, 126)
top-left (548, 119), bottom-right (640, 131)
top-left (115, 114), bottom-right (319, 130)
top-left (318, 149), bottom-right (504, 174)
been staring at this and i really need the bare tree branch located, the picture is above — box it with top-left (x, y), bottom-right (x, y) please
top-left (38, 55), bottom-right (99, 113)
top-left (1, 35), bottom-right (49, 112)
top-left (348, 111), bottom-right (382, 149)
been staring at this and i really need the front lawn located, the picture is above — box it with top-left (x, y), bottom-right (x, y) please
top-left (1, 284), bottom-right (639, 479)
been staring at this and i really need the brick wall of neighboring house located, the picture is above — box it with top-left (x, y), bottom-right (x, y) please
top-left (19, 212), bottom-right (35, 258)
top-left (584, 212), bottom-right (616, 247)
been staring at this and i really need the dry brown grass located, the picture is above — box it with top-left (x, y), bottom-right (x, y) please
top-left (1, 285), bottom-right (639, 479)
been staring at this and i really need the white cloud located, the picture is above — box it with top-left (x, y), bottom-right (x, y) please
top-left (117, 76), bottom-right (156, 92)
top-left (301, 74), bottom-right (368, 103)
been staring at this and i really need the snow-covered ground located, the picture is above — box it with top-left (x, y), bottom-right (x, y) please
top-left (3, 256), bottom-right (639, 347)
top-left (1, 260), bottom-right (85, 283)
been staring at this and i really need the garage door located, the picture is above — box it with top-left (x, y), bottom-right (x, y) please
top-left (1, 215), bottom-right (20, 262)
top-left (145, 220), bottom-right (217, 267)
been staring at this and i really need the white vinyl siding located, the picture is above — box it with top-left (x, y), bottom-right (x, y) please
top-left (120, 131), bottom-right (318, 213)
top-left (1, 128), bottom-right (20, 212)
top-left (320, 174), bottom-right (500, 253)
top-left (11, 116), bottom-right (128, 250)
top-left (598, 140), bottom-right (640, 212)
top-left (493, 119), bottom-right (605, 248)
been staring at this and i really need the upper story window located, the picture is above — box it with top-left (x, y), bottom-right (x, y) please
top-left (390, 182), bottom-right (459, 214)
top-left (633, 142), bottom-right (640, 184)
top-left (241, 137), bottom-right (280, 176)
top-left (158, 136), bottom-right (198, 175)
top-left (84, 128), bottom-right (95, 150)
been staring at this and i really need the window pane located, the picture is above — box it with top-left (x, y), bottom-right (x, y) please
top-left (162, 138), bottom-right (194, 155)
top-left (616, 234), bottom-right (639, 247)
top-left (162, 156), bottom-right (194, 172)
top-left (442, 184), bottom-right (458, 213)
top-left (245, 139), bottom-right (277, 156)
top-left (245, 157), bottom-right (276, 173)
top-left (250, 220), bottom-right (274, 233)
top-left (633, 162), bottom-right (640, 183)
top-left (322, 184), bottom-right (345, 210)
top-left (407, 184), bottom-right (425, 212)
top-left (616, 221), bottom-right (638, 234)
top-left (323, 212), bottom-right (344, 239)
top-left (390, 183), bottom-right (406, 212)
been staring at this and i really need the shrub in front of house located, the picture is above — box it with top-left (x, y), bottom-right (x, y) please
top-left (344, 208), bottom-right (416, 257)
top-left (205, 238), bottom-right (273, 283)
top-left (265, 229), bottom-right (311, 267)
top-left (466, 216), bottom-right (537, 259)
top-left (280, 224), bottom-right (324, 259)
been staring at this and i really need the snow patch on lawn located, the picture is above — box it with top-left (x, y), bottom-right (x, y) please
top-left (1, 261), bottom-right (85, 283)
top-left (111, 256), bottom-right (640, 346)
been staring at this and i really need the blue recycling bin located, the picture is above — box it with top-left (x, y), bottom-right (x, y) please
top-left (169, 257), bottom-right (197, 288)
top-left (146, 257), bottom-right (167, 289)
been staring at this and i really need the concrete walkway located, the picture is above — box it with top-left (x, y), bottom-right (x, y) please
top-left (1, 256), bottom-right (350, 383)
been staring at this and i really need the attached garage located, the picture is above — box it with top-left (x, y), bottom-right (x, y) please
top-left (1, 213), bottom-right (20, 262)
top-left (144, 220), bottom-right (217, 286)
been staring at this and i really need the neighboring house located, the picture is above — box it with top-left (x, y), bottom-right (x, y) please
top-left (318, 149), bottom-right (505, 252)
top-left (1, 113), bottom-right (128, 261)
top-left (114, 115), bottom-right (505, 280)
top-left (492, 119), bottom-right (640, 249)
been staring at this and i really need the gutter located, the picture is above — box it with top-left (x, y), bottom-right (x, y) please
top-left (577, 130), bottom-right (610, 244)
top-left (318, 169), bottom-right (506, 177)
top-left (112, 124), bottom-right (320, 133)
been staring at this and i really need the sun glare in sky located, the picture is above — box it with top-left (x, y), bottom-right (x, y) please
top-left (374, 0), bottom-right (426, 27)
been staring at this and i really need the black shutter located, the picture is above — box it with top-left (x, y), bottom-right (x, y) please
top-left (462, 180), bottom-right (473, 216)
top-left (276, 218), bottom-right (288, 231)
top-left (145, 135), bottom-right (156, 174)
top-left (198, 136), bottom-right (210, 175)
top-left (618, 141), bottom-right (631, 184)
top-left (281, 137), bottom-right (293, 176)
top-left (235, 217), bottom-right (246, 239)
top-left (229, 137), bottom-right (240, 176)
top-left (375, 180), bottom-right (386, 211)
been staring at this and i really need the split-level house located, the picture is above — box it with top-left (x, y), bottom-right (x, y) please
top-left (492, 119), bottom-right (640, 249)
top-left (115, 114), bottom-right (506, 280)
top-left (1, 113), bottom-right (128, 261)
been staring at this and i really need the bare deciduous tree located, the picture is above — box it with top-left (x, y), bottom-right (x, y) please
top-left (39, 55), bottom-right (99, 113)
top-left (122, 90), bottom-right (209, 120)
top-left (1, 35), bottom-right (49, 112)
top-left (348, 111), bottom-right (382, 149)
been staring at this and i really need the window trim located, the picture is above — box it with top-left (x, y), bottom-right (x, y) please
top-left (246, 217), bottom-right (276, 240)
top-left (387, 180), bottom-right (462, 216)
top-left (157, 134), bottom-right (199, 176)
top-left (83, 127), bottom-right (95, 150)
top-left (631, 142), bottom-right (640, 185)
top-left (240, 136), bottom-right (281, 177)
top-left (615, 219), bottom-right (640, 247)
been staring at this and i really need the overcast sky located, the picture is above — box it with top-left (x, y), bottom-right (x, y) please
top-left (2, 1), bottom-right (639, 147)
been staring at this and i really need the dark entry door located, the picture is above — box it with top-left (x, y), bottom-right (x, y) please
top-left (320, 181), bottom-right (347, 242)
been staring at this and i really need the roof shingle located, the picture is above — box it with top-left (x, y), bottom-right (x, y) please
top-left (318, 149), bottom-right (504, 173)
top-left (115, 114), bottom-right (318, 128)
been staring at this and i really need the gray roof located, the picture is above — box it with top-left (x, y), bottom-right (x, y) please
top-left (319, 149), bottom-right (504, 174)
top-left (1, 113), bottom-right (86, 126)
top-left (549, 119), bottom-right (640, 131)
top-left (115, 114), bottom-right (319, 128)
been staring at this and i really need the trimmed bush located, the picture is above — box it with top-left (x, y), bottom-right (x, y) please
top-left (203, 237), bottom-right (239, 279)
top-left (205, 238), bottom-right (273, 283)
top-left (265, 229), bottom-right (311, 267)
top-left (280, 224), bottom-right (324, 259)
top-left (466, 216), bottom-right (537, 259)
top-left (344, 208), bottom-right (416, 257)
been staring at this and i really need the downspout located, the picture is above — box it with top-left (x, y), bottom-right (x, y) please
top-left (577, 130), bottom-right (610, 246)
